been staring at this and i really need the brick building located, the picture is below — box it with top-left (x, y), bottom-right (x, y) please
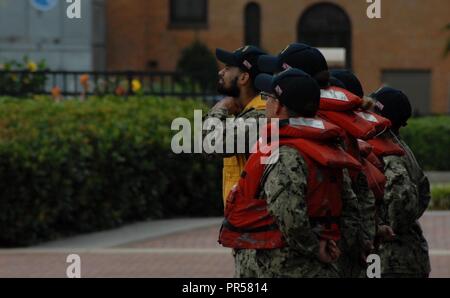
top-left (106, 0), bottom-right (450, 115)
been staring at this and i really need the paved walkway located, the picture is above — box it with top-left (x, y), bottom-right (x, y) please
top-left (0, 212), bottom-right (449, 278)
top-left (425, 171), bottom-right (450, 184)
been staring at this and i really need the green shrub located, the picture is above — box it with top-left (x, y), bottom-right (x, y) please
top-left (402, 116), bottom-right (450, 171)
top-left (0, 96), bottom-right (222, 247)
top-left (429, 184), bottom-right (450, 210)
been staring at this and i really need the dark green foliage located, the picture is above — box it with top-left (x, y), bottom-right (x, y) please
top-left (402, 116), bottom-right (450, 171)
top-left (176, 41), bottom-right (219, 92)
top-left (0, 96), bottom-right (222, 247)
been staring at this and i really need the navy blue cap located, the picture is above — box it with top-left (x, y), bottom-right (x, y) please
top-left (329, 76), bottom-right (347, 89)
top-left (255, 68), bottom-right (320, 117)
top-left (258, 43), bottom-right (328, 78)
top-left (330, 69), bottom-right (364, 98)
top-left (216, 45), bottom-right (266, 78)
top-left (370, 86), bottom-right (412, 127)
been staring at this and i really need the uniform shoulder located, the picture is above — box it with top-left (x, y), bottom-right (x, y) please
top-left (279, 144), bottom-right (305, 160)
top-left (262, 145), bottom-right (307, 181)
top-left (262, 145), bottom-right (308, 202)
top-left (275, 145), bottom-right (308, 175)
top-left (382, 154), bottom-right (410, 179)
top-left (383, 154), bottom-right (407, 168)
top-left (239, 107), bottom-right (266, 120)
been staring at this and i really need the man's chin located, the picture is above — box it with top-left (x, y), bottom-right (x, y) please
top-left (217, 86), bottom-right (239, 97)
top-left (217, 86), bottom-right (229, 96)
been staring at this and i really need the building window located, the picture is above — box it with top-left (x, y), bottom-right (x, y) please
top-left (381, 70), bottom-right (432, 116)
top-left (244, 2), bottom-right (261, 47)
top-left (170, 0), bottom-right (208, 28)
top-left (298, 3), bottom-right (352, 69)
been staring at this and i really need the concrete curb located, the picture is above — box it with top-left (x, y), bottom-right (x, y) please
top-left (27, 217), bottom-right (223, 249)
top-left (426, 172), bottom-right (450, 184)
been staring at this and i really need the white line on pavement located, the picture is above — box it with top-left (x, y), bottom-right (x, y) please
top-left (429, 250), bottom-right (450, 256)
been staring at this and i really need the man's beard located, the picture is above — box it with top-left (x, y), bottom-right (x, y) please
top-left (217, 77), bottom-right (240, 97)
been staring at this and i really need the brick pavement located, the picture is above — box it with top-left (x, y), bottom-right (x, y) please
top-left (0, 212), bottom-right (448, 278)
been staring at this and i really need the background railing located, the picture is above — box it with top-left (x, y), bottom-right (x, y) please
top-left (0, 70), bottom-right (220, 101)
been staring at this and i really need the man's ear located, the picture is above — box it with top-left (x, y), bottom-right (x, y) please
top-left (275, 101), bottom-right (284, 116)
top-left (238, 72), bottom-right (251, 86)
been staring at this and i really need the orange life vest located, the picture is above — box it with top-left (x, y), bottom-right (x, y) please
top-left (319, 86), bottom-right (362, 111)
top-left (367, 137), bottom-right (406, 158)
top-left (366, 151), bottom-right (384, 171)
top-left (358, 140), bottom-right (387, 201)
top-left (218, 118), bottom-right (361, 249)
top-left (318, 86), bottom-right (391, 140)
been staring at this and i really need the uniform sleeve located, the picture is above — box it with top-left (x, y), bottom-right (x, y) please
top-left (339, 169), bottom-right (362, 251)
top-left (354, 171), bottom-right (376, 243)
top-left (399, 139), bottom-right (431, 218)
top-left (417, 175), bottom-right (431, 218)
top-left (262, 146), bottom-right (320, 259)
top-left (382, 155), bottom-right (420, 234)
top-left (202, 107), bottom-right (266, 157)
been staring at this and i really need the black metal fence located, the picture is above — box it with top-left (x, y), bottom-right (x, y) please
top-left (0, 70), bottom-right (220, 101)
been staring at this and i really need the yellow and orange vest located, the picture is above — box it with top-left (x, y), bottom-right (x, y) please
top-left (222, 95), bottom-right (266, 207)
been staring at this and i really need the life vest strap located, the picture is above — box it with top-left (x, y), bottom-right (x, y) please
top-left (309, 216), bottom-right (340, 228)
top-left (222, 219), bottom-right (279, 234)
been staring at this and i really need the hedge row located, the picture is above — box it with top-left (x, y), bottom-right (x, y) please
top-left (430, 184), bottom-right (450, 210)
top-left (402, 116), bottom-right (450, 171)
top-left (0, 96), bottom-right (222, 247)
